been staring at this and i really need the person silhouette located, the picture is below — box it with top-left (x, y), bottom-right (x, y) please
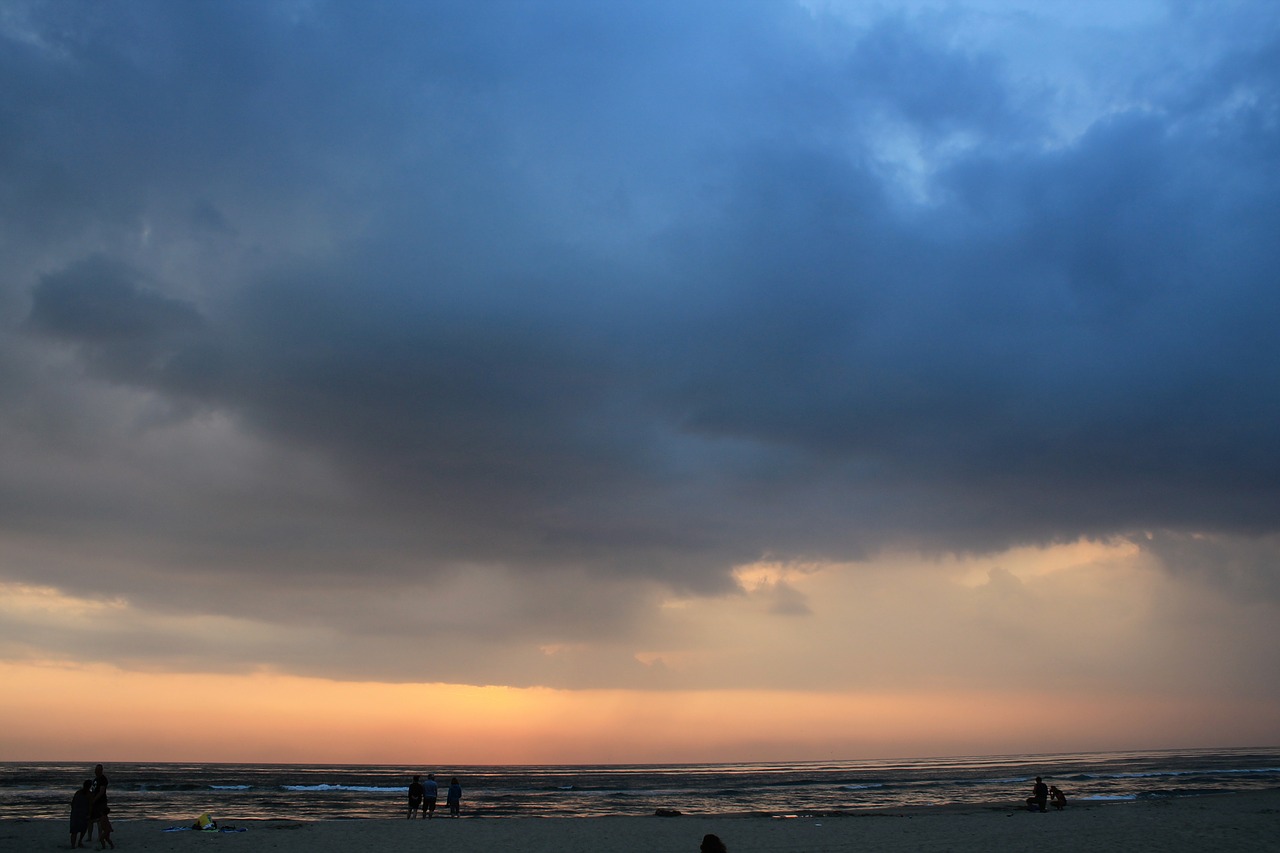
top-left (700, 833), bottom-right (728, 853)
top-left (447, 777), bottom-right (462, 816)
top-left (424, 773), bottom-right (439, 818)
top-left (1026, 777), bottom-right (1048, 812)
top-left (86, 766), bottom-right (108, 842)
top-left (408, 775), bottom-right (425, 818)
top-left (95, 807), bottom-right (114, 850)
top-left (69, 780), bottom-right (93, 849)
top-left (1050, 785), bottom-right (1067, 810)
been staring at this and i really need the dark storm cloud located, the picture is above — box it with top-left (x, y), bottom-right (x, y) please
top-left (27, 256), bottom-right (208, 382)
top-left (4, 0), bottom-right (1280, 676)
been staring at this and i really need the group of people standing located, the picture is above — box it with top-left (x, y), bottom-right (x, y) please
top-left (407, 773), bottom-right (463, 818)
top-left (68, 764), bottom-right (112, 849)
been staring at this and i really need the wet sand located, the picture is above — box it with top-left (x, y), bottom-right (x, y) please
top-left (5, 789), bottom-right (1279, 852)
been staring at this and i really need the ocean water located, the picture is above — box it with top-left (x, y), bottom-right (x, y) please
top-left (3, 747), bottom-right (1278, 822)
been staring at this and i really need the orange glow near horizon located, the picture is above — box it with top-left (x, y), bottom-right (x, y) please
top-left (3, 661), bottom-right (1277, 765)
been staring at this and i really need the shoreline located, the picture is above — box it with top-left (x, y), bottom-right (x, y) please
top-left (5, 789), bottom-right (1278, 852)
top-left (0, 794), bottom-right (1172, 825)
top-left (8, 748), bottom-right (1278, 823)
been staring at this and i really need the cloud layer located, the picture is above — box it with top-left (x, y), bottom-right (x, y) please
top-left (3, 1), bottom-right (1280, 694)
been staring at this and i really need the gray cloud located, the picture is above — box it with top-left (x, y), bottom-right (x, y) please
top-left (3, 1), bottom-right (1280, 684)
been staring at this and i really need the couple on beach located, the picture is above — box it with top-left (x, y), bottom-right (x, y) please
top-left (1026, 777), bottom-right (1067, 812)
top-left (68, 764), bottom-right (112, 849)
top-left (408, 773), bottom-right (463, 818)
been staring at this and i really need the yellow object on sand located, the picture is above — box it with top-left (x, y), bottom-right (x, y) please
top-left (195, 813), bottom-right (216, 830)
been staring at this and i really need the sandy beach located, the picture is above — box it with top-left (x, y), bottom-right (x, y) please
top-left (5, 790), bottom-right (1278, 853)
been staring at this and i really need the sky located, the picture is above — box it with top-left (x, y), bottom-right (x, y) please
top-left (2, 0), bottom-right (1279, 764)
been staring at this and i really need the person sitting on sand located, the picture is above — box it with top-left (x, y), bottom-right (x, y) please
top-left (1026, 777), bottom-right (1048, 812)
top-left (69, 780), bottom-right (93, 849)
top-left (408, 775), bottom-right (425, 818)
top-left (701, 833), bottom-right (728, 853)
top-left (1050, 785), bottom-right (1066, 810)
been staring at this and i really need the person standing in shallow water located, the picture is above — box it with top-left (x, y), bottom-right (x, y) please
top-left (447, 777), bottom-right (462, 816)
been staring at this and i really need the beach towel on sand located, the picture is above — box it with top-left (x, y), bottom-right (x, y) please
top-left (162, 813), bottom-right (247, 833)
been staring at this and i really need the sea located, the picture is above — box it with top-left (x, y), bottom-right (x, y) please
top-left (3, 747), bottom-right (1278, 822)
